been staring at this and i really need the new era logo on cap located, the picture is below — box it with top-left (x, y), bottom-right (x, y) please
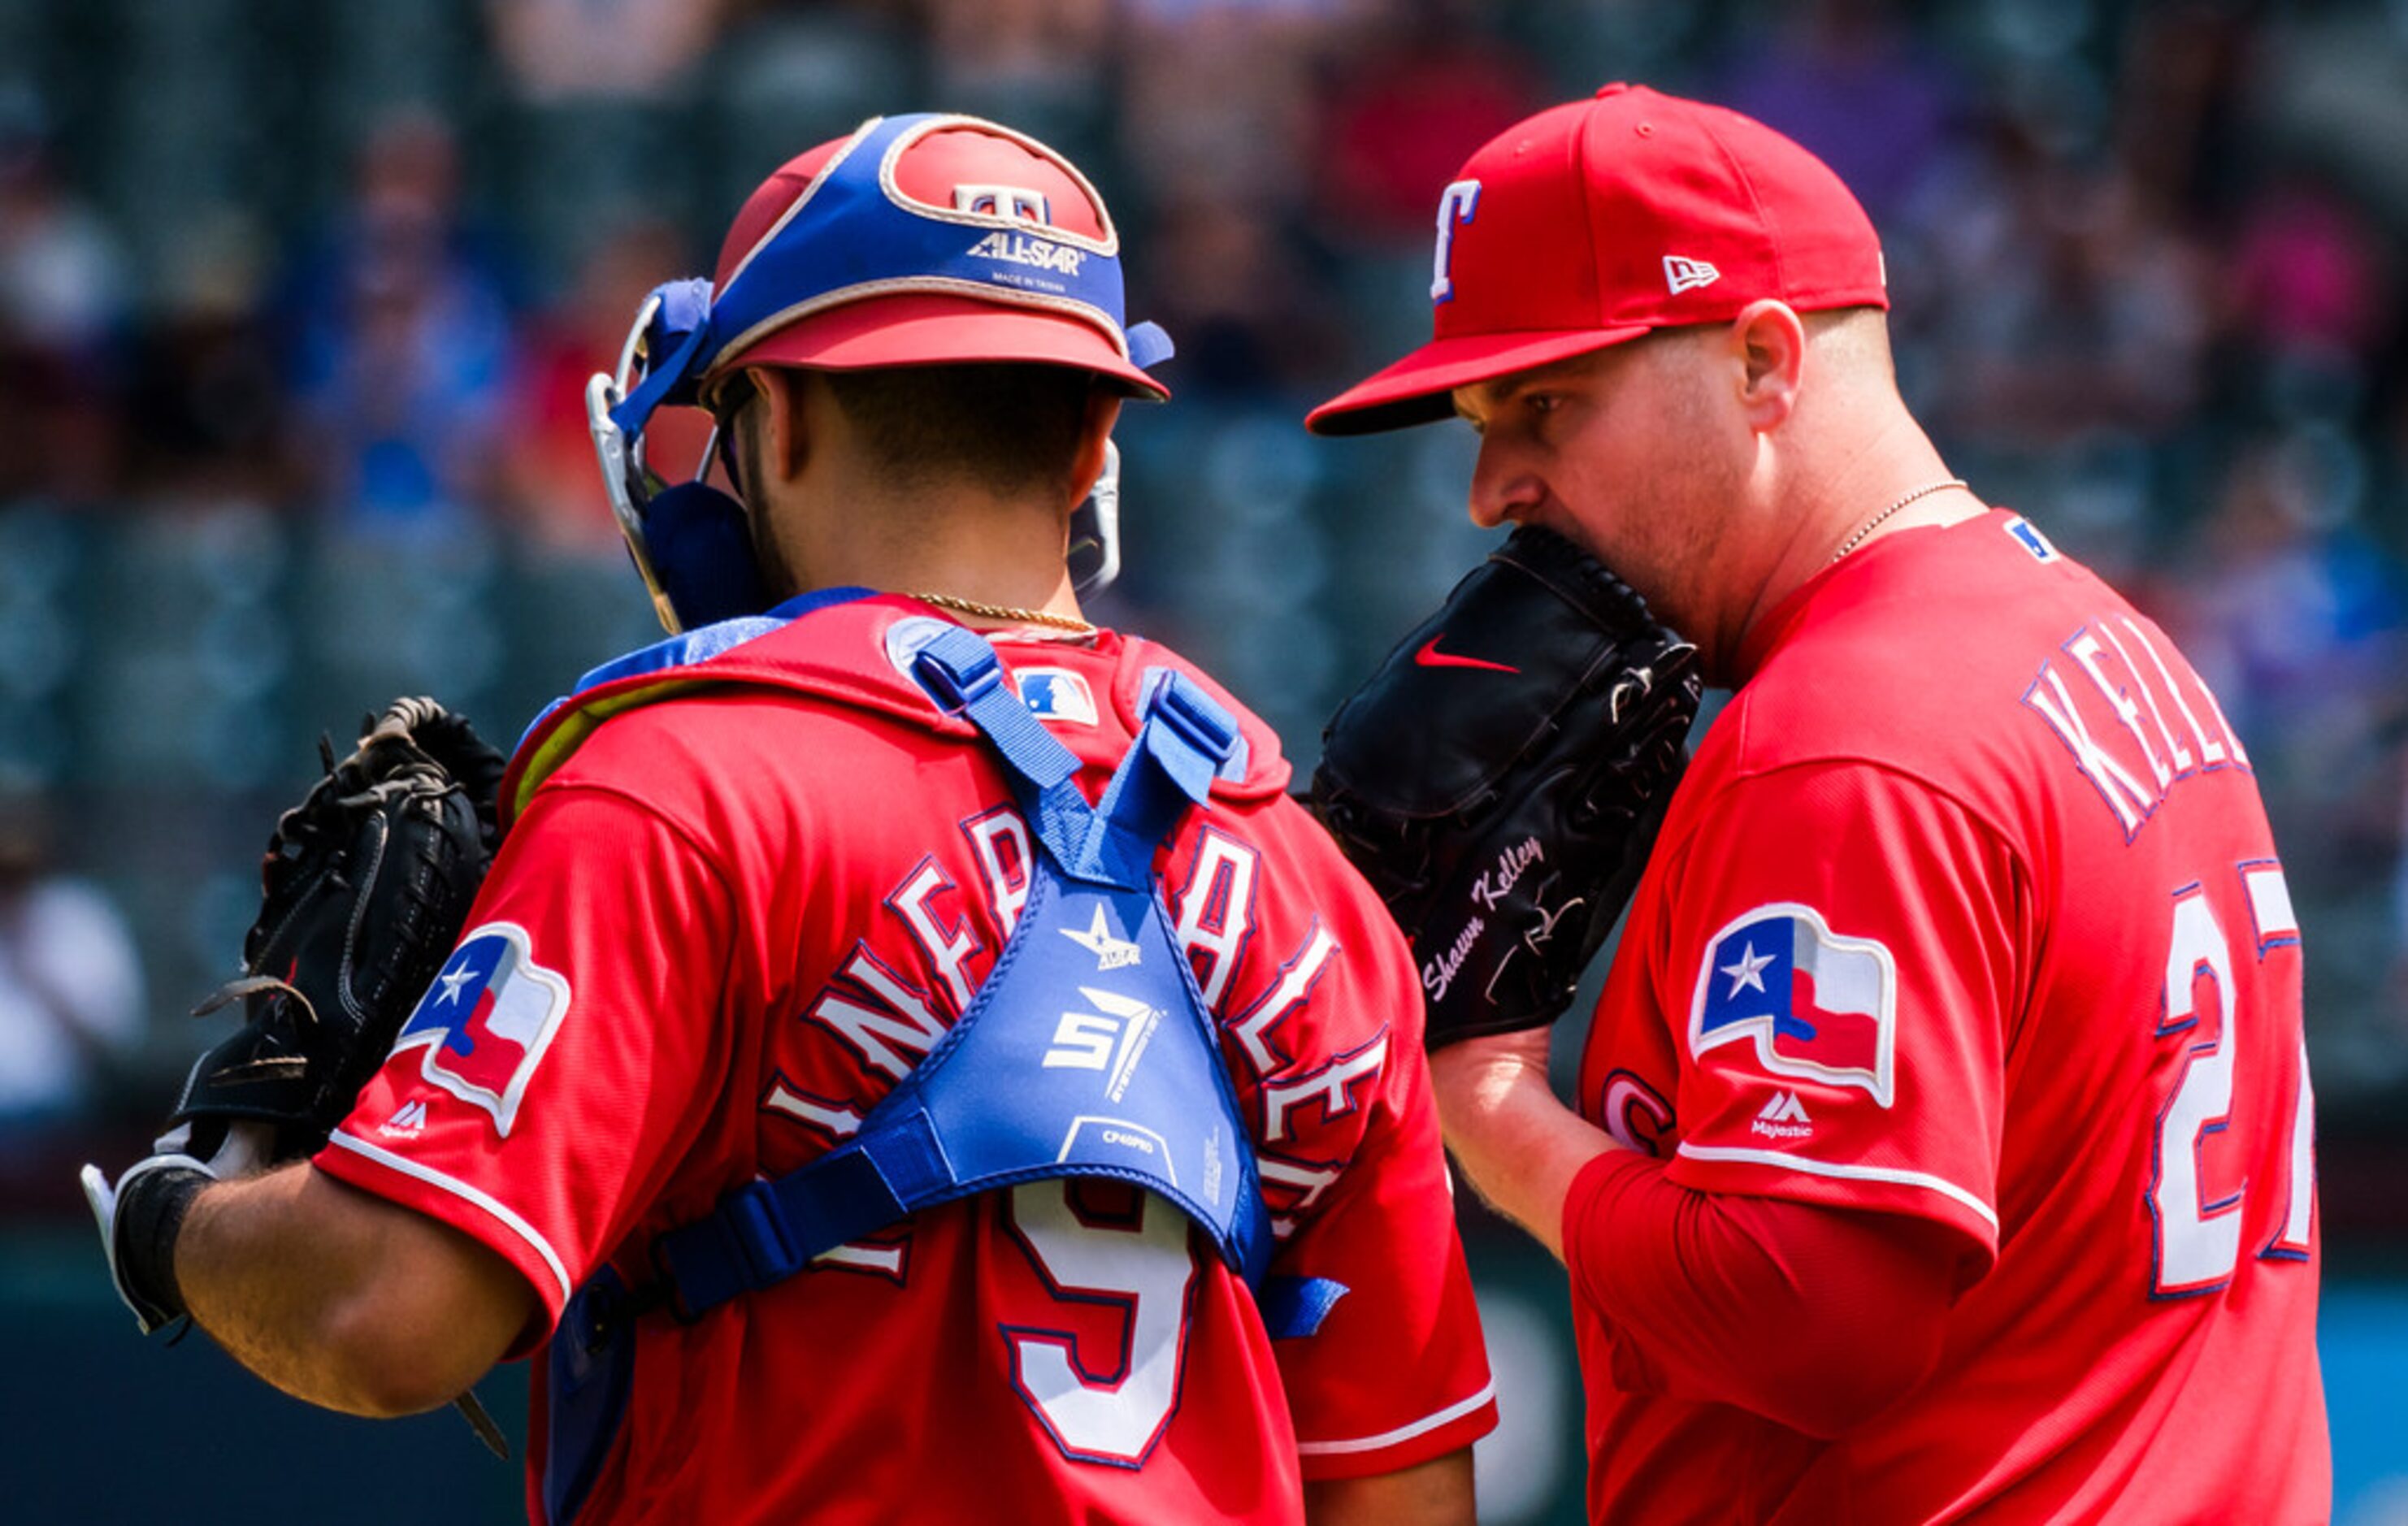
top-left (1664, 255), bottom-right (1720, 293)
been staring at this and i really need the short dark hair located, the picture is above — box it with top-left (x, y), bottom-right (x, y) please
top-left (815, 363), bottom-right (1100, 495)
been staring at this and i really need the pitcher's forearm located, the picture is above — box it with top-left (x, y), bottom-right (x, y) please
top-left (1426, 1029), bottom-right (1618, 1261)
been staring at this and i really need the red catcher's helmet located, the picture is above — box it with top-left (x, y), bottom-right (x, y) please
top-left (701, 114), bottom-right (1171, 400)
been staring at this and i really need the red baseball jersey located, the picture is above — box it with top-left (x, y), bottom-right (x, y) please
top-left (1569, 511), bottom-right (2328, 1522)
top-left (316, 597), bottom-right (1495, 1524)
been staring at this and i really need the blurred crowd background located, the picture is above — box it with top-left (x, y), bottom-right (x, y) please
top-left (2, 0), bottom-right (2404, 1520)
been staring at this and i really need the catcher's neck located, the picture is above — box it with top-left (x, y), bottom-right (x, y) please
top-left (741, 367), bottom-right (1116, 622)
top-left (802, 488), bottom-right (1083, 618)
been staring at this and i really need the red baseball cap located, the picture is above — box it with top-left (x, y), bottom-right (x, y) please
top-left (1306, 84), bottom-right (1887, 436)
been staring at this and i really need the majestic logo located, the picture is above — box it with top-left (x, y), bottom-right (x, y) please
top-left (1044, 986), bottom-right (1163, 1103)
top-left (391, 923), bottom-right (573, 1136)
top-left (953, 183), bottom-right (1051, 224)
top-left (1752, 1090), bottom-right (1813, 1140)
top-left (378, 1098), bottom-right (430, 1138)
top-left (1414, 635), bottom-right (1520, 674)
top-left (1060, 904), bottom-right (1143, 971)
top-left (1664, 254), bottom-right (1721, 294)
top-left (969, 229), bottom-right (1086, 276)
top-left (1430, 179), bottom-right (1482, 303)
top-left (1017, 667), bottom-right (1099, 726)
top-left (1690, 903), bottom-right (1897, 1106)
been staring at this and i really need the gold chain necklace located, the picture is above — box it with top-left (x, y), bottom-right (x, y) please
top-left (911, 591), bottom-right (1096, 635)
top-left (1830, 479), bottom-right (1968, 565)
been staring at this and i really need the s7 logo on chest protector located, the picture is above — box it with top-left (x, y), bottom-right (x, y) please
top-left (1046, 987), bottom-right (1163, 1103)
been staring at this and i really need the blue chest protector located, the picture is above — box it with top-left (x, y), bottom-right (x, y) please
top-left (653, 624), bottom-right (1276, 1307)
top-left (541, 626), bottom-right (1339, 1523)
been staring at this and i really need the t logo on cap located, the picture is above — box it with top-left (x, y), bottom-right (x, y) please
top-left (1430, 179), bottom-right (1482, 304)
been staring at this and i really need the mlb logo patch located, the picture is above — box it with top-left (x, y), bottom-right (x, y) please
top-left (391, 923), bottom-right (572, 1136)
top-left (1689, 902), bottom-right (1897, 1106)
top-left (1017, 667), bottom-right (1098, 726)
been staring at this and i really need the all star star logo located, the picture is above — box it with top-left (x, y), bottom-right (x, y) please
top-left (1060, 904), bottom-right (1143, 970)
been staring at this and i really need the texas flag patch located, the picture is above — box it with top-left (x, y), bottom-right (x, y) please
top-left (1688, 903), bottom-right (1898, 1107)
top-left (390, 923), bottom-right (571, 1136)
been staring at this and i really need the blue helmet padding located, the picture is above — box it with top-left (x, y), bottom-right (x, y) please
top-left (1126, 320), bottom-right (1174, 371)
top-left (642, 481), bottom-right (771, 631)
top-left (610, 277), bottom-right (716, 432)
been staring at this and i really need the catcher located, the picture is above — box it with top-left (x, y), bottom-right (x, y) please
top-left (82, 112), bottom-right (1495, 1525)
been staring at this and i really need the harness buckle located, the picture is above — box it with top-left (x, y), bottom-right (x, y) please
top-left (1150, 677), bottom-right (1237, 764)
top-left (913, 639), bottom-right (1005, 713)
top-left (721, 1178), bottom-right (803, 1287)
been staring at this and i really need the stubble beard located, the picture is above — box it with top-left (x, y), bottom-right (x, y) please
top-left (736, 415), bottom-right (803, 600)
top-left (1611, 385), bottom-right (1746, 666)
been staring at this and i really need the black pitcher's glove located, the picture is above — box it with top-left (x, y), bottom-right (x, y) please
top-left (171, 696), bottom-right (504, 1164)
top-left (1309, 528), bottom-right (1700, 1047)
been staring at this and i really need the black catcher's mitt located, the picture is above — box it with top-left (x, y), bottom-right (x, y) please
top-left (174, 697), bottom-right (505, 1162)
top-left (1310, 527), bottom-right (1701, 1047)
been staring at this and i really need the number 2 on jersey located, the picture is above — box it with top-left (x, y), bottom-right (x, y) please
top-left (2149, 869), bottom-right (2316, 1297)
top-left (1001, 1181), bottom-right (1199, 1466)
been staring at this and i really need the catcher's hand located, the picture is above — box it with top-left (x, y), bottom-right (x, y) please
top-left (80, 1133), bottom-right (217, 1334)
top-left (1310, 527), bottom-right (1699, 1047)
top-left (171, 696), bottom-right (504, 1164)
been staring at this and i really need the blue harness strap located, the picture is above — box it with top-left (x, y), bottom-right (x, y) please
top-left (648, 628), bottom-right (1346, 1332)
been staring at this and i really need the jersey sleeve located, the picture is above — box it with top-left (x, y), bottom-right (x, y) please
top-left (314, 779), bottom-right (740, 1337)
top-left (1257, 897), bottom-right (1497, 1480)
top-left (1649, 761), bottom-right (2027, 1275)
